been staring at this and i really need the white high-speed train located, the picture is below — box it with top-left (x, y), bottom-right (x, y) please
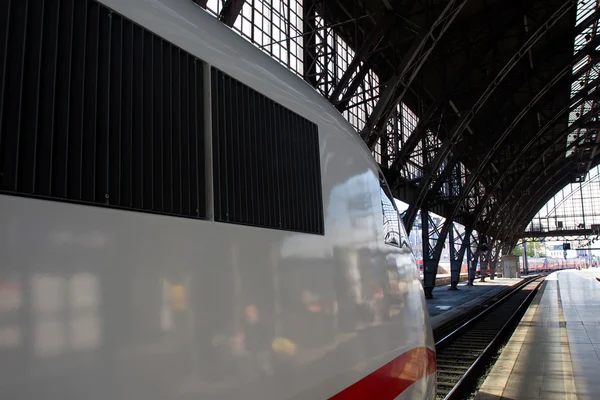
top-left (0, 0), bottom-right (436, 398)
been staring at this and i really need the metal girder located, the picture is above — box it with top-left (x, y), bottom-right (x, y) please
top-left (521, 229), bottom-right (598, 238)
top-left (328, 8), bottom-right (399, 110)
top-left (541, 158), bottom-right (600, 219)
top-left (511, 173), bottom-right (583, 239)
top-left (360, 0), bottom-right (469, 148)
top-left (219, 0), bottom-right (246, 27)
top-left (428, 36), bottom-right (599, 241)
top-left (497, 133), bottom-right (593, 236)
top-left (484, 95), bottom-right (600, 235)
top-left (489, 240), bottom-right (501, 280)
top-left (584, 129), bottom-right (600, 172)
top-left (449, 222), bottom-right (470, 262)
top-left (473, 71), bottom-right (600, 234)
top-left (303, 0), bottom-right (340, 96)
top-left (192, 0), bottom-right (208, 8)
top-left (516, 152), bottom-right (600, 232)
top-left (499, 159), bottom-right (581, 241)
top-left (423, 21), bottom-right (582, 204)
top-left (303, 0), bottom-right (319, 88)
top-left (388, 0), bottom-right (537, 185)
top-left (479, 237), bottom-right (493, 281)
top-left (401, 0), bottom-right (577, 231)
top-left (421, 207), bottom-right (449, 298)
top-left (448, 222), bottom-right (473, 289)
top-left (503, 174), bottom-right (571, 243)
top-left (466, 230), bottom-right (481, 285)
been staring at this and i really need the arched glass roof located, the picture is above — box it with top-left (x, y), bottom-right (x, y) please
top-left (527, 165), bottom-right (600, 232)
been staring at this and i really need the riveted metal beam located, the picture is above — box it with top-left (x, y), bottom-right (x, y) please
top-left (448, 222), bottom-right (473, 289)
top-left (386, 0), bottom-right (531, 183)
top-left (483, 93), bottom-right (600, 235)
top-left (473, 70), bottom-right (600, 234)
top-left (512, 172), bottom-right (584, 238)
top-left (466, 230), bottom-right (481, 285)
top-left (515, 154), bottom-right (600, 233)
top-left (450, 43), bottom-right (598, 234)
top-left (502, 168), bottom-right (574, 241)
top-left (401, 0), bottom-right (576, 231)
top-left (421, 207), bottom-right (449, 298)
top-left (497, 131), bottom-right (593, 237)
top-left (418, 28), bottom-right (569, 199)
top-left (329, 8), bottom-right (399, 108)
top-left (499, 160), bottom-right (580, 239)
top-left (219, 0), bottom-right (246, 27)
top-left (360, 0), bottom-right (469, 148)
top-left (430, 37), bottom-right (598, 242)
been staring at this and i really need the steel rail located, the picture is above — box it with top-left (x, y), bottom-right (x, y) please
top-left (433, 275), bottom-right (546, 400)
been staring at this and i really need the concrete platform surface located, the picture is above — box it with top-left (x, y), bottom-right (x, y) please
top-left (429, 277), bottom-right (525, 330)
top-left (474, 268), bottom-right (600, 400)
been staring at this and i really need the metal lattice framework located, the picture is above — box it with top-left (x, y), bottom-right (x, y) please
top-left (524, 165), bottom-right (600, 236)
top-left (191, 0), bottom-right (600, 296)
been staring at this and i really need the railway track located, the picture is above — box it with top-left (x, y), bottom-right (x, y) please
top-left (433, 276), bottom-right (544, 400)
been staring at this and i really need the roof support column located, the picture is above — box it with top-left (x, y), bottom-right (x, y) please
top-left (479, 236), bottom-right (492, 283)
top-left (489, 240), bottom-right (500, 280)
top-left (449, 223), bottom-right (473, 290)
top-left (467, 231), bottom-right (480, 286)
top-left (422, 208), bottom-right (449, 299)
top-left (421, 208), bottom-right (435, 299)
top-left (448, 224), bottom-right (461, 290)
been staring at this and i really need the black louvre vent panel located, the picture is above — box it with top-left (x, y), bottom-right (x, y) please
top-left (0, 0), bottom-right (205, 218)
top-left (211, 68), bottom-right (324, 235)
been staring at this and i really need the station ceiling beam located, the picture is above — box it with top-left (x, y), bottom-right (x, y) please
top-left (359, 0), bottom-right (468, 147)
top-left (386, 0), bottom-right (534, 187)
top-left (485, 95), bottom-right (600, 237)
top-left (219, 0), bottom-right (246, 27)
top-left (430, 34), bottom-right (600, 244)
top-left (328, 3), bottom-right (400, 111)
top-left (472, 63), bottom-right (600, 234)
top-left (401, 0), bottom-right (577, 231)
top-left (500, 150), bottom-right (600, 243)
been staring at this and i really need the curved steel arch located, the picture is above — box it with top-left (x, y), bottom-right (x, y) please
top-left (360, 0), bottom-right (469, 148)
top-left (422, 41), bottom-right (590, 228)
top-left (414, 8), bottom-right (600, 237)
top-left (418, 59), bottom-right (578, 256)
top-left (471, 69), bottom-right (600, 233)
top-left (519, 174), bottom-right (577, 229)
top-left (497, 152), bottom-right (600, 242)
top-left (401, 0), bottom-right (577, 231)
top-left (383, 0), bottom-right (531, 173)
top-left (539, 167), bottom-right (600, 219)
top-left (496, 136), bottom-right (594, 236)
top-left (328, 5), bottom-right (400, 111)
top-left (483, 95), bottom-right (600, 235)
top-left (499, 161), bottom-right (577, 242)
top-left (513, 159), bottom-right (600, 237)
top-left (436, 32), bottom-right (600, 221)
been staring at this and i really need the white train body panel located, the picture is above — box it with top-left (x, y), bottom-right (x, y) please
top-left (0, 0), bottom-right (436, 399)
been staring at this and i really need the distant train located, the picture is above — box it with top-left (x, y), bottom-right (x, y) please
top-left (0, 0), bottom-right (436, 399)
top-left (522, 257), bottom-right (587, 273)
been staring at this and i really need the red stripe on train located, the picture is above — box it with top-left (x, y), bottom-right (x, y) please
top-left (328, 346), bottom-right (436, 400)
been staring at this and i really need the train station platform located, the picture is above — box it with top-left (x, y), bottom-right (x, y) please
top-left (475, 268), bottom-right (600, 400)
top-left (429, 276), bottom-right (526, 330)
top-left (433, 272), bottom-right (468, 286)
